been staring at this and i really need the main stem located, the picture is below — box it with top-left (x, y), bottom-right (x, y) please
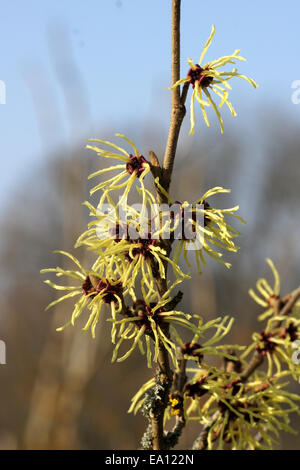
top-left (162, 0), bottom-right (186, 194)
top-left (150, 0), bottom-right (186, 450)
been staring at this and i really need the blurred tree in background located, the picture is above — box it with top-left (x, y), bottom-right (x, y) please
top-left (0, 19), bottom-right (299, 450)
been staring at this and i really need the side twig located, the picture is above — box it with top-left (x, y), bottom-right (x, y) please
top-left (192, 285), bottom-right (300, 450)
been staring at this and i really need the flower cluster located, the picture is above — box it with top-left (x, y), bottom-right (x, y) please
top-left (128, 259), bottom-right (300, 449)
top-left (246, 259), bottom-right (300, 378)
top-left (128, 316), bottom-right (241, 414)
top-left (42, 135), bottom-right (188, 341)
top-left (185, 370), bottom-right (300, 450)
top-left (43, 124), bottom-right (247, 349)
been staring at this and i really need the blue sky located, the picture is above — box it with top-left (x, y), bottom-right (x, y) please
top-left (1, 0), bottom-right (300, 213)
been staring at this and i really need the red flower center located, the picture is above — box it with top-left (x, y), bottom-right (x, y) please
top-left (181, 342), bottom-right (203, 361)
top-left (82, 275), bottom-right (96, 297)
top-left (187, 64), bottom-right (213, 89)
top-left (185, 377), bottom-right (208, 398)
top-left (126, 154), bottom-right (148, 178)
top-left (133, 300), bottom-right (163, 331)
top-left (256, 331), bottom-right (276, 356)
top-left (172, 200), bottom-right (211, 241)
top-left (125, 236), bottom-right (157, 261)
top-left (82, 276), bottom-right (123, 303)
top-left (281, 323), bottom-right (298, 342)
top-left (108, 223), bottom-right (130, 242)
top-left (96, 279), bottom-right (123, 303)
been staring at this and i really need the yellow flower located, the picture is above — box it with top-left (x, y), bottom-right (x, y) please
top-left (156, 179), bottom-right (245, 275)
top-left (110, 282), bottom-right (197, 368)
top-left (41, 251), bottom-right (127, 341)
top-left (249, 258), bottom-right (300, 321)
top-left (171, 25), bottom-right (257, 134)
top-left (86, 133), bottom-right (150, 203)
top-left (248, 259), bottom-right (281, 321)
top-left (178, 315), bottom-right (242, 360)
top-left (242, 317), bottom-right (300, 380)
